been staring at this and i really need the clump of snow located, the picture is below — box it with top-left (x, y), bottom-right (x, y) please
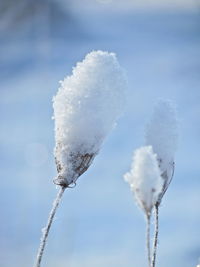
top-left (145, 99), bottom-right (178, 204)
top-left (124, 146), bottom-right (163, 217)
top-left (53, 50), bottom-right (127, 186)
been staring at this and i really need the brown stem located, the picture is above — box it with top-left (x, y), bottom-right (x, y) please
top-left (151, 205), bottom-right (159, 267)
top-left (146, 214), bottom-right (151, 267)
top-left (34, 186), bottom-right (66, 267)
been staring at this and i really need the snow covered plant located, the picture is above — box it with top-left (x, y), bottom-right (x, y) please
top-left (124, 146), bottom-right (163, 266)
top-left (145, 100), bottom-right (178, 267)
top-left (124, 100), bottom-right (178, 267)
top-left (124, 146), bottom-right (163, 218)
top-left (53, 50), bottom-right (126, 187)
top-left (145, 99), bottom-right (178, 206)
top-left (34, 50), bottom-right (127, 267)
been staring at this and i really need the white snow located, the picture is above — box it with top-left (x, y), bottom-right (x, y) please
top-left (145, 100), bottom-right (178, 167)
top-left (53, 50), bottom-right (127, 186)
top-left (145, 100), bottom-right (178, 202)
top-left (124, 146), bottom-right (163, 216)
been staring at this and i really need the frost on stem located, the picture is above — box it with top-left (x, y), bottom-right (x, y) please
top-left (124, 146), bottom-right (163, 267)
top-left (53, 50), bottom-right (127, 187)
top-left (34, 51), bottom-right (127, 267)
top-left (145, 100), bottom-right (178, 205)
top-left (124, 146), bottom-right (163, 217)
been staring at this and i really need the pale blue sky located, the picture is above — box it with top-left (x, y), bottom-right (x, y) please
top-left (0, 2), bottom-right (200, 267)
top-left (69, 0), bottom-right (198, 10)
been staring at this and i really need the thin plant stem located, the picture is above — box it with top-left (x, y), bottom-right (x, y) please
top-left (151, 204), bottom-right (159, 267)
top-left (34, 186), bottom-right (66, 267)
top-left (146, 214), bottom-right (151, 267)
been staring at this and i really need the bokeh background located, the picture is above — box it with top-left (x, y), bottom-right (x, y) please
top-left (0, 0), bottom-right (200, 266)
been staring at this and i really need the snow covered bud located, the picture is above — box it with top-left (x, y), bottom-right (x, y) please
top-left (124, 146), bottom-right (163, 218)
top-left (145, 100), bottom-right (178, 205)
top-left (53, 50), bottom-right (127, 187)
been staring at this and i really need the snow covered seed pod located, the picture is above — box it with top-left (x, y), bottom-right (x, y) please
top-left (145, 100), bottom-right (178, 205)
top-left (53, 50), bottom-right (127, 187)
top-left (124, 146), bottom-right (163, 217)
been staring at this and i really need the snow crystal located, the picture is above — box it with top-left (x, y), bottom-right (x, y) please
top-left (145, 99), bottom-right (178, 203)
top-left (53, 50), bottom-right (127, 186)
top-left (124, 146), bottom-right (163, 216)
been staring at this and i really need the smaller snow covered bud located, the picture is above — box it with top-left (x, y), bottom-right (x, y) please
top-left (124, 146), bottom-right (163, 218)
top-left (145, 100), bottom-right (178, 205)
top-left (53, 50), bottom-right (127, 187)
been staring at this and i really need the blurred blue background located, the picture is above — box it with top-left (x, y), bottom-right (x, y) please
top-left (0, 0), bottom-right (200, 266)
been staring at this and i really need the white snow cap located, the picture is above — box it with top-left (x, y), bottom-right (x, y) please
top-left (53, 50), bottom-right (127, 186)
top-left (145, 99), bottom-right (178, 203)
top-left (124, 146), bottom-right (163, 216)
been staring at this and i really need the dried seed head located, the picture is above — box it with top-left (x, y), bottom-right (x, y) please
top-left (54, 150), bottom-right (96, 187)
top-left (145, 100), bottom-right (178, 204)
top-left (53, 50), bottom-right (127, 186)
top-left (124, 146), bottom-right (163, 217)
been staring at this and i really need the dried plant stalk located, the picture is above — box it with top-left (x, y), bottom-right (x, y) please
top-left (34, 186), bottom-right (66, 267)
top-left (151, 204), bottom-right (159, 267)
top-left (34, 153), bottom-right (95, 267)
top-left (34, 50), bottom-right (127, 267)
top-left (146, 214), bottom-right (151, 267)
